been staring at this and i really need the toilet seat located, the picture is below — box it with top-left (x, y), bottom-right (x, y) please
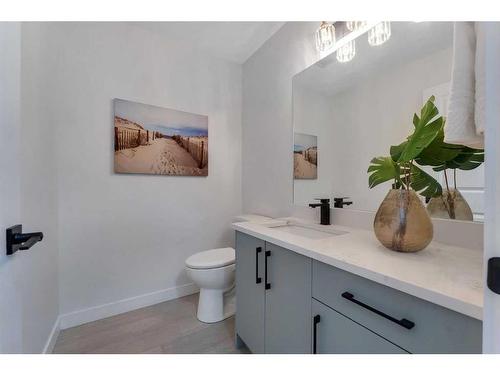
top-left (185, 247), bottom-right (235, 270)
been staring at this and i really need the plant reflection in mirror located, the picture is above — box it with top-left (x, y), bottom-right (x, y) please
top-left (368, 96), bottom-right (484, 220)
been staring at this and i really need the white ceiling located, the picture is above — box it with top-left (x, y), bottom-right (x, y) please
top-left (133, 22), bottom-right (284, 64)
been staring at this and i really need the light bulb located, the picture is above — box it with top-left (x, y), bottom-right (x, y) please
top-left (336, 40), bottom-right (356, 63)
top-left (368, 21), bottom-right (391, 46)
top-left (315, 21), bottom-right (336, 52)
top-left (346, 21), bottom-right (367, 32)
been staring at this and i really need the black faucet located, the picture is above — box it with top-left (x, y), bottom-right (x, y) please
top-left (333, 197), bottom-right (353, 208)
top-left (309, 198), bottom-right (331, 225)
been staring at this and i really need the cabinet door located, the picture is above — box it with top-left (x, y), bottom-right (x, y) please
top-left (265, 243), bottom-right (312, 353)
top-left (312, 299), bottom-right (408, 354)
top-left (235, 232), bottom-right (266, 353)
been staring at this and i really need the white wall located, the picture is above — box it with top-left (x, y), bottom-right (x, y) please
top-left (20, 22), bottom-right (60, 353)
top-left (22, 23), bottom-right (242, 322)
top-left (242, 22), bottom-right (319, 217)
top-left (0, 22), bottom-right (59, 354)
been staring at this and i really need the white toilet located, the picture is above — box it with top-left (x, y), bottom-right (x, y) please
top-left (185, 247), bottom-right (236, 323)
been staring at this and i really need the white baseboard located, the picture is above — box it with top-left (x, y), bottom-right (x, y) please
top-left (43, 316), bottom-right (61, 354)
top-left (58, 283), bottom-right (199, 330)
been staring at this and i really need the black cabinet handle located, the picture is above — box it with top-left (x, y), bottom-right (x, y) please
top-left (341, 292), bottom-right (415, 330)
top-left (255, 247), bottom-right (262, 284)
top-left (264, 250), bottom-right (271, 290)
top-left (313, 314), bottom-right (321, 354)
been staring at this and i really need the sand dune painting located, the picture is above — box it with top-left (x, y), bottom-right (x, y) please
top-left (114, 99), bottom-right (208, 176)
top-left (294, 132), bottom-right (317, 179)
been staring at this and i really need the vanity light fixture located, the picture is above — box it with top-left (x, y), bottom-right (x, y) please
top-left (315, 21), bottom-right (336, 53)
top-left (315, 21), bottom-right (388, 61)
top-left (336, 21), bottom-right (358, 63)
top-left (346, 21), bottom-right (368, 32)
top-left (368, 21), bottom-right (391, 46)
top-left (336, 39), bottom-right (356, 63)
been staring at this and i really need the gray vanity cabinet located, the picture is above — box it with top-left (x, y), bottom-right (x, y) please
top-left (264, 242), bottom-right (312, 353)
top-left (312, 299), bottom-right (408, 354)
top-left (312, 260), bottom-right (482, 354)
top-left (235, 232), bottom-right (266, 353)
top-left (235, 232), bottom-right (312, 353)
top-left (235, 232), bottom-right (482, 354)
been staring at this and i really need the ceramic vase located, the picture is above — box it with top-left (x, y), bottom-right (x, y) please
top-left (373, 189), bottom-right (433, 253)
top-left (426, 188), bottom-right (474, 221)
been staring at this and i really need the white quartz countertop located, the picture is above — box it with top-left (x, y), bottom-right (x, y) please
top-left (232, 218), bottom-right (483, 320)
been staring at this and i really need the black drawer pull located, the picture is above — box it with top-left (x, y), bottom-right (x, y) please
top-left (255, 247), bottom-right (262, 284)
top-left (341, 292), bottom-right (415, 330)
top-left (265, 250), bottom-right (271, 290)
top-left (313, 314), bottom-right (321, 354)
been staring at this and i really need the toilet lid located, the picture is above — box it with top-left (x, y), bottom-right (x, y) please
top-left (185, 247), bottom-right (235, 269)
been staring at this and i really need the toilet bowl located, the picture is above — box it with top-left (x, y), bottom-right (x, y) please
top-left (185, 247), bottom-right (235, 323)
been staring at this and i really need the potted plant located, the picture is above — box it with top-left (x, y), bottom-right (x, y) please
top-left (412, 125), bottom-right (484, 221)
top-left (367, 97), bottom-right (444, 252)
top-left (368, 96), bottom-right (485, 251)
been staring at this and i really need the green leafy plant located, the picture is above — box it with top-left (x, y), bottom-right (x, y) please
top-left (368, 96), bottom-right (443, 198)
top-left (412, 120), bottom-right (484, 218)
top-left (367, 156), bottom-right (401, 189)
top-left (367, 96), bottom-right (484, 209)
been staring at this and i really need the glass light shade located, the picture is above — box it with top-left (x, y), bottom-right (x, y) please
top-left (346, 21), bottom-right (367, 31)
top-left (315, 21), bottom-right (336, 52)
top-left (336, 40), bottom-right (356, 63)
top-left (368, 21), bottom-right (391, 46)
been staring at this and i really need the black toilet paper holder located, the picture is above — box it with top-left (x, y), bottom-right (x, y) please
top-left (6, 224), bottom-right (43, 255)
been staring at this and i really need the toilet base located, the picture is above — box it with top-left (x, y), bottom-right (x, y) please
top-left (197, 286), bottom-right (235, 323)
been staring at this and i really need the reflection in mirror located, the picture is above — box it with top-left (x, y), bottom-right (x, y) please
top-left (294, 133), bottom-right (318, 179)
top-left (293, 22), bottom-right (484, 222)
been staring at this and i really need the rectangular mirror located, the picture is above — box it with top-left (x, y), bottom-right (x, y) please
top-left (293, 22), bottom-right (484, 222)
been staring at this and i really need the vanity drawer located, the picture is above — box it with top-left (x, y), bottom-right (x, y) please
top-left (312, 260), bottom-right (482, 353)
top-left (312, 299), bottom-right (408, 354)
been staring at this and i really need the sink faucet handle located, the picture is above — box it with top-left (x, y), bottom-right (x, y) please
top-left (314, 198), bottom-right (330, 204)
top-left (333, 197), bottom-right (353, 208)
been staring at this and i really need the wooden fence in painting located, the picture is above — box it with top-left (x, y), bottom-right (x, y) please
top-left (303, 148), bottom-right (317, 165)
top-left (172, 135), bottom-right (208, 169)
top-left (114, 127), bottom-right (162, 151)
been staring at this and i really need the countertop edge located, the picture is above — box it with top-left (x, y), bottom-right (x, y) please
top-left (232, 223), bottom-right (483, 321)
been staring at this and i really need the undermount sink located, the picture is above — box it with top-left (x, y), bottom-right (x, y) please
top-left (269, 223), bottom-right (347, 240)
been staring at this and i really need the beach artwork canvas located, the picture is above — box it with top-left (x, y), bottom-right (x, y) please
top-left (114, 99), bottom-right (208, 176)
top-left (294, 132), bottom-right (317, 179)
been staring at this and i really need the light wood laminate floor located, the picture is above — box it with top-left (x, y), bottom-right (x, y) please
top-left (53, 293), bottom-right (249, 354)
